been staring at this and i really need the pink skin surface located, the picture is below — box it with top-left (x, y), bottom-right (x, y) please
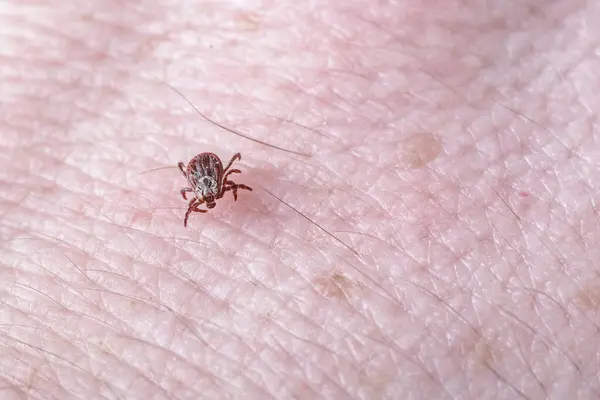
top-left (1, 1), bottom-right (599, 399)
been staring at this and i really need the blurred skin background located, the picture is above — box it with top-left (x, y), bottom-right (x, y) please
top-left (1, 1), bottom-right (599, 399)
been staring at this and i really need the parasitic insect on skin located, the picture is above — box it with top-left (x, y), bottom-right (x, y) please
top-left (178, 152), bottom-right (253, 227)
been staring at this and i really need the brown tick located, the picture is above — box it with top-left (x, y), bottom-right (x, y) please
top-left (178, 152), bottom-right (252, 227)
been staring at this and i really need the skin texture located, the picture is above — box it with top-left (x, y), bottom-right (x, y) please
top-left (1, 1), bottom-right (599, 399)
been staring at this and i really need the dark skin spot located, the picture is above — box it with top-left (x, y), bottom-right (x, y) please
top-left (314, 273), bottom-right (355, 301)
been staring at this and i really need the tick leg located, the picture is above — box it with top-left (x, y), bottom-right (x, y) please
top-left (185, 203), bottom-right (208, 227)
top-left (178, 162), bottom-right (187, 177)
top-left (222, 153), bottom-right (241, 174)
top-left (192, 204), bottom-right (208, 213)
top-left (184, 198), bottom-right (197, 227)
top-left (183, 197), bottom-right (207, 227)
top-left (220, 169), bottom-right (241, 195)
top-left (225, 181), bottom-right (252, 192)
top-left (180, 187), bottom-right (193, 200)
top-left (223, 181), bottom-right (253, 201)
top-left (223, 168), bottom-right (241, 180)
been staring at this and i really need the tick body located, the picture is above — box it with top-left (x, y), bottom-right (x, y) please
top-left (178, 152), bottom-right (252, 227)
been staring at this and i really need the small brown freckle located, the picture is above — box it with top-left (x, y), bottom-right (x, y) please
top-left (313, 273), bottom-right (355, 301)
top-left (357, 369), bottom-right (392, 397)
top-left (469, 338), bottom-right (495, 365)
top-left (454, 332), bottom-right (504, 369)
top-left (397, 133), bottom-right (442, 169)
top-left (574, 278), bottom-right (600, 309)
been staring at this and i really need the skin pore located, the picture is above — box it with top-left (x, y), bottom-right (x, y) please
top-left (1, 1), bottom-right (599, 399)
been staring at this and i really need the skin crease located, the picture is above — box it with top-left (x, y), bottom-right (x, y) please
top-left (1, 0), bottom-right (599, 399)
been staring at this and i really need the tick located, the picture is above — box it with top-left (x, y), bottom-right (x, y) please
top-left (178, 152), bottom-right (253, 227)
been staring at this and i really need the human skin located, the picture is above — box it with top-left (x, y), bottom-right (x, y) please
top-left (1, 0), bottom-right (599, 399)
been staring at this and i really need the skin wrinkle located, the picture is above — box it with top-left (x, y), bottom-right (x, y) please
top-left (486, 258), bottom-right (589, 388)
top-left (263, 339), bottom-right (319, 400)
top-left (264, 188), bottom-right (359, 256)
top-left (2, 335), bottom-right (95, 400)
top-left (482, 360), bottom-right (531, 400)
top-left (160, 261), bottom-right (235, 312)
top-left (270, 262), bottom-right (410, 382)
top-left (501, 219), bottom-right (600, 335)
top-left (240, 320), bottom-right (304, 393)
top-left (514, 337), bottom-right (552, 399)
top-left (206, 324), bottom-right (289, 393)
top-left (526, 219), bottom-right (588, 300)
top-left (84, 345), bottom-right (178, 400)
top-left (14, 252), bottom-right (243, 396)
top-left (2, 365), bottom-right (59, 400)
top-left (365, 332), bottom-right (453, 397)
top-left (108, 337), bottom-right (219, 399)
top-left (163, 314), bottom-right (259, 394)
top-left (284, 156), bottom-right (353, 191)
top-left (262, 276), bottom-right (392, 396)
top-left (260, 324), bottom-right (355, 399)
top-left (358, 329), bottom-right (434, 395)
top-left (98, 292), bottom-right (249, 397)
top-left (151, 247), bottom-right (338, 396)
top-left (496, 304), bottom-right (581, 376)
top-left (175, 300), bottom-right (258, 355)
top-left (511, 285), bottom-right (577, 332)
top-left (0, 367), bottom-right (34, 400)
top-left (13, 159), bottom-right (110, 222)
